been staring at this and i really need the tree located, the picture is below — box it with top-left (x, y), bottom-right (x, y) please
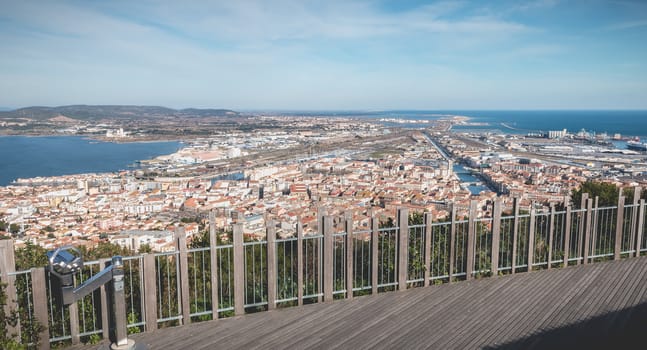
top-left (180, 217), bottom-right (199, 224)
top-left (2, 279), bottom-right (44, 349)
top-left (1, 281), bottom-right (18, 347)
top-left (0, 281), bottom-right (23, 350)
top-left (138, 243), bottom-right (152, 254)
top-left (190, 229), bottom-right (211, 249)
top-left (14, 242), bottom-right (48, 270)
top-left (622, 187), bottom-right (647, 203)
top-left (9, 224), bottom-right (20, 235)
top-left (571, 181), bottom-right (619, 208)
top-left (407, 212), bottom-right (425, 284)
top-left (79, 242), bottom-right (132, 261)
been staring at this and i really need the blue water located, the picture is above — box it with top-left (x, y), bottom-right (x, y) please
top-left (370, 110), bottom-right (647, 138)
top-left (0, 136), bottom-right (181, 186)
top-left (453, 164), bottom-right (489, 195)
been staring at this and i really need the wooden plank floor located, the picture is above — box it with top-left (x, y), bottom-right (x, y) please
top-left (86, 257), bottom-right (647, 349)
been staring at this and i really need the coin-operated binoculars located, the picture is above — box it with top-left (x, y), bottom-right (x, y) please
top-left (47, 247), bottom-right (145, 350)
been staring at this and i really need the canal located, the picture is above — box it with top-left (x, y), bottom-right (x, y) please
top-left (453, 164), bottom-right (490, 195)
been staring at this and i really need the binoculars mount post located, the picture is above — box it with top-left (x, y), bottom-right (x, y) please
top-left (47, 247), bottom-right (145, 350)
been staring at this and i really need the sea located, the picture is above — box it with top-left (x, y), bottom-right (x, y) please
top-left (0, 136), bottom-right (181, 186)
top-left (370, 110), bottom-right (647, 138)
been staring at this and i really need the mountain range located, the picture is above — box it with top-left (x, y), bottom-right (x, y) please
top-left (0, 105), bottom-right (239, 120)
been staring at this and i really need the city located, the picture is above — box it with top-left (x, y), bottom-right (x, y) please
top-left (2, 0), bottom-right (647, 349)
top-left (2, 112), bottom-right (646, 253)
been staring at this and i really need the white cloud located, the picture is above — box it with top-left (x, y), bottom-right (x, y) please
top-left (95, 0), bottom-right (533, 42)
top-left (604, 19), bottom-right (647, 31)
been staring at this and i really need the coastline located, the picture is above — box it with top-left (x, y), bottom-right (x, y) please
top-left (0, 135), bottom-right (182, 186)
top-left (0, 132), bottom-right (184, 144)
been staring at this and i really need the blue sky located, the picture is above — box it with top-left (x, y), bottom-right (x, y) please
top-left (0, 0), bottom-right (646, 110)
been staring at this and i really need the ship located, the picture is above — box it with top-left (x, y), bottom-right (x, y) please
top-left (626, 140), bottom-right (647, 151)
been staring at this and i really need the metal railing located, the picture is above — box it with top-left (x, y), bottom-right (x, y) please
top-left (2, 192), bottom-right (647, 349)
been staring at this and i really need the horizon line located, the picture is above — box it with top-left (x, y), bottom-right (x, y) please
top-left (2, 105), bottom-right (647, 113)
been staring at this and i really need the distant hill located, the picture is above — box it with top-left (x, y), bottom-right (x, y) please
top-left (0, 105), bottom-right (239, 121)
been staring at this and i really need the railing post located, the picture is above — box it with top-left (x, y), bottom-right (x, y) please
top-left (614, 196), bottom-right (625, 260)
top-left (397, 207), bottom-right (409, 290)
top-left (345, 211), bottom-right (354, 299)
top-left (424, 212), bottom-right (433, 287)
top-left (317, 207), bottom-right (325, 229)
top-left (317, 213), bottom-right (324, 303)
top-left (0, 239), bottom-right (20, 340)
top-left (449, 204), bottom-right (457, 282)
top-left (527, 207), bottom-right (536, 272)
top-left (209, 210), bottom-right (219, 319)
top-left (564, 205), bottom-right (571, 266)
top-left (591, 196), bottom-right (600, 258)
top-left (99, 258), bottom-right (110, 340)
top-left (491, 200), bottom-right (502, 276)
top-left (548, 204), bottom-right (555, 269)
top-left (631, 188), bottom-right (641, 254)
top-left (323, 216), bottom-right (334, 301)
top-left (578, 193), bottom-right (589, 264)
top-left (637, 199), bottom-right (645, 258)
top-left (30, 267), bottom-right (50, 350)
top-left (466, 201), bottom-right (477, 280)
top-left (296, 220), bottom-right (304, 306)
top-left (69, 300), bottom-right (80, 345)
top-left (371, 216), bottom-right (379, 294)
top-left (266, 220), bottom-right (277, 309)
top-left (583, 198), bottom-right (593, 264)
top-left (233, 223), bottom-right (245, 315)
top-left (142, 253), bottom-right (158, 331)
top-left (176, 226), bottom-right (191, 325)
top-left (511, 197), bottom-right (519, 274)
top-left (581, 193), bottom-right (589, 209)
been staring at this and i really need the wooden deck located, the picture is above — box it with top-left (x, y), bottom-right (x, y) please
top-left (91, 257), bottom-right (647, 349)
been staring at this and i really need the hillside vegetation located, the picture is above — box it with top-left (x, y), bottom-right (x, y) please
top-left (0, 105), bottom-right (238, 121)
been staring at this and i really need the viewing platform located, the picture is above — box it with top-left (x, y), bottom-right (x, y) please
top-left (101, 256), bottom-right (647, 349)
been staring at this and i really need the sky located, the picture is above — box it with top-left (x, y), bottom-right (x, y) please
top-left (1, 0), bottom-right (646, 110)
